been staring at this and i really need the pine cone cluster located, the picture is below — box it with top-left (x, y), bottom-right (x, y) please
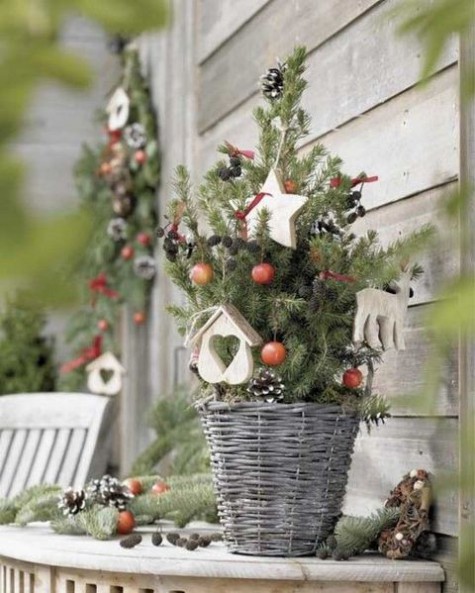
top-left (58, 488), bottom-right (87, 516)
top-left (248, 368), bottom-right (285, 402)
top-left (87, 475), bottom-right (133, 510)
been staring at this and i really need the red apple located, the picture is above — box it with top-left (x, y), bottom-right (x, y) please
top-left (261, 341), bottom-right (287, 366)
top-left (151, 481), bottom-right (171, 495)
top-left (190, 263), bottom-right (214, 285)
top-left (116, 510), bottom-right (135, 535)
top-left (284, 179), bottom-right (297, 193)
top-left (97, 319), bottom-right (109, 332)
top-left (133, 311), bottom-right (146, 325)
top-left (342, 368), bottom-right (363, 388)
top-left (121, 245), bottom-right (134, 260)
top-left (99, 162), bottom-right (112, 176)
top-left (123, 478), bottom-right (142, 496)
top-left (251, 263), bottom-right (275, 285)
top-left (135, 150), bottom-right (147, 164)
top-left (137, 232), bottom-right (151, 246)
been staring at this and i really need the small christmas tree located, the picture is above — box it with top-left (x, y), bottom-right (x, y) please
top-left (158, 46), bottom-right (429, 415)
top-left (0, 292), bottom-right (56, 395)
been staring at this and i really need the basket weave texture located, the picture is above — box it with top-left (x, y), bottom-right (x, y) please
top-left (200, 401), bottom-right (359, 557)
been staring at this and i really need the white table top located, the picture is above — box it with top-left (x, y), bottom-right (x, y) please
top-left (0, 523), bottom-right (444, 583)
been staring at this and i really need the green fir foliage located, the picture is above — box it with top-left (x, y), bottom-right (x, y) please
top-left (0, 293), bottom-right (56, 395)
top-left (60, 47), bottom-right (160, 391)
top-left (131, 388), bottom-right (209, 476)
top-left (160, 46), bottom-right (431, 407)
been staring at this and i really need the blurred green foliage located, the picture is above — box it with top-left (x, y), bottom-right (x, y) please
top-left (0, 0), bottom-right (168, 304)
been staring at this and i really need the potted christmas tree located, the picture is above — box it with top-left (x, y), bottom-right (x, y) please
top-left (157, 47), bottom-right (428, 556)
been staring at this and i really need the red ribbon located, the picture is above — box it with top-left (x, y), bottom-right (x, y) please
top-left (167, 223), bottom-right (187, 243)
top-left (320, 270), bottom-right (356, 283)
top-left (89, 273), bottom-right (119, 300)
top-left (224, 141), bottom-right (255, 160)
top-left (60, 336), bottom-right (102, 374)
top-left (235, 192), bottom-right (270, 220)
top-left (330, 175), bottom-right (379, 188)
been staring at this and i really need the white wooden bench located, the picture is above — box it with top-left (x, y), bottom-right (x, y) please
top-left (0, 393), bottom-right (114, 498)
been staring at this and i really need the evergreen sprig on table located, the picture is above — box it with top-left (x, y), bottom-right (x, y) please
top-left (158, 46), bottom-right (432, 409)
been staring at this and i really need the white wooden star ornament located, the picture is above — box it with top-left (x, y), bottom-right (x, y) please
top-left (242, 169), bottom-right (308, 249)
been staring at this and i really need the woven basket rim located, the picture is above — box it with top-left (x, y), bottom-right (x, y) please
top-left (199, 400), bottom-right (358, 417)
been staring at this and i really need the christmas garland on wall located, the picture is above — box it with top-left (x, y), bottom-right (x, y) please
top-left (60, 45), bottom-right (159, 391)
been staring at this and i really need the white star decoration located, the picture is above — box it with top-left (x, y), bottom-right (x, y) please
top-left (245, 169), bottom-right (308, 249)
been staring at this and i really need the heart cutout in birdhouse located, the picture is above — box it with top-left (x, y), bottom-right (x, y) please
top-left (100, 368), bottom-right (114, 384)
top-left (210, 335), bottom-right (241, 368)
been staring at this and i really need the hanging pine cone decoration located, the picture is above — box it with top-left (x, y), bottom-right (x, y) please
top-left (133, 255), bottom-right (156, 280)
top-left (87, 475), bottom-right (133, 510)
top-left (123, 123), bottom-right (147, 149)
top-left (112, 194), bottom-right (136, 218)
top-left (107, 217), bottom-right (128, 241)
top-left (58, 488), bottom-right (87, 516)
top-left (248, 368), bottom-right (285, 402)
top-left (260, 60), bottom-right (286, 100)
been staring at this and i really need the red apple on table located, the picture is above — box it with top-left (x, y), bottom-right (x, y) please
top-left (251, 263), bottom-right (275, 285)
top-left (117, 510), bottom-right (135, 535)
top-left (151, 481), bottom-right (171, 495)
top-left (189, 263), bottom-right (214, 285)
top-left (123, 478), bottom-right (142, 496)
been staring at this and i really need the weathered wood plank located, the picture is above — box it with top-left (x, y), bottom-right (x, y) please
top-left (8, 429), bottom-right (42, 497)
top-left (396, 585), bottom-right (441, 593)
top-left (344, 417), bottom-right (458, 536)
top-left (0, 430), bottom-right (27, 497)
top-left (197, 0), bottom-right (273, 63)
top-left (198, 0), bottom-right (457, 133)
top-left (25, 429), bottom-right (56, 488)
top-left (57, 429), bottom-right (87, 487)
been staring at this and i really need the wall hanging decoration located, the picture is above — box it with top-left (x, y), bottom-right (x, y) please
top-left (60, 44), bottom-right (160, 391)
top-left (86, 352), bottom-right (125, 396)
top-left (157, 46), bottom-right (429, 557)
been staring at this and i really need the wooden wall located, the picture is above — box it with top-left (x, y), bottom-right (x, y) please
top-left (139, 1), bottom-right (460, 587)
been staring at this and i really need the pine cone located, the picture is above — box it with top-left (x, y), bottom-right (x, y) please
top-left (58, 488), bottom-right (87, 516)
top-left (260, 61), bottom-right (286, 100)
top-left (87, 475), bottom-right (133, 510)
top-left (248, 368), bottom-right (285, 402)
top-left (133, 255), bottom-right (156, 280)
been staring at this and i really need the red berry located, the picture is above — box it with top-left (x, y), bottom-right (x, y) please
top-left (284, 179), bottom-right (297, 193)
top-left (97, 319), bottom-right (109, 332)
top-left (261, 341), bottom-right (287, 366)
top-left (108, 128), bottom-right (122, 143)
top-left (121, 245), bottom-right (134, 260)
top-left (190, 263), bottom-right (214, 285)
top-left (123, 478), bottom-right (142, 496)
top-left (133, 311), bottom-right (146, 325)
top-left (342, 368), bottom-right (363, 388)
top-left (151, 481), bottom-right (171, 495)
top-left (251, 263), bottom-right (275, 285)
top-left (137, 232), bottom-right (151, 246)
top-left (117, 510), bottom-right (135, 535)
top-left (135, 150), bottom-right (147, 164)
top-left (99, 162), bottom-right (112, 176)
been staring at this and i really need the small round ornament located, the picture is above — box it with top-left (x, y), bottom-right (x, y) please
top-left (137, 232), bottom-right (151, 246)
top-left (97, 319), bottom-right (109, 332)
top-left (112, 194), bottom-right (136, 218)
top-left (261, 341), bottom-right (287, 366)
top-left (121, 245), bottom-right (135, 260)
top-left (190, 263), bottom-right (214, 285)
top-left (117, 510), bottom-right (135, 535)
top-left (134, 150), bottom-right (147, 164)
top-left (123, 478), bottom-right (142, 496)
top-left (342, 368), bottom-right (363, 388)
top-left (251, 263), bottom-right (275, 285)
top-left (284, 179), bottom-right (297, 193)
top-left (99, 162), bottom-right (112, 176)
top-left (151, 481), bottom-right (171, 495)
top-left (133, 311), bottom-right (146, 325)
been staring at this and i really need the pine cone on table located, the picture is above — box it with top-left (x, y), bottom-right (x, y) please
top-left (58, 488), bottom-right (87, 516)
top-left (87, 475), bottom-right (133, 510)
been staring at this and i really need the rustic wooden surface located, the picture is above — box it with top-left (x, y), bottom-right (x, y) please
top-left (0, 393), bottom-right (113, 497)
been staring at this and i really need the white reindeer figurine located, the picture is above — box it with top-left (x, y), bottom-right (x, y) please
top-left (353, 265), bottom-right (412, 351)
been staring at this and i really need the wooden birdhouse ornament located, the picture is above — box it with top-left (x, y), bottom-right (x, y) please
top-left (244, 169), bottom-right (308, 249)
top-left (353, 266), bottom-right (412, 351)
top-left (86, 352), bottom-right (125, 395)
top-left (187, 304), bottom-right (263, 385)
top-left (106, 87), bottom-right (130, 131)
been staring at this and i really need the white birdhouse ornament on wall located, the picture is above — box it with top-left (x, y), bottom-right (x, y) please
top-left (243, 169), bottom-right (308, 249)
top-left (86, 352), bottom-right (125, 396)
top-left (187, 304), bottom-right (263, 385)
top-left (353, 266), bottom-right (412, 351)
top-left (106, 87), bottom-right (130, 131)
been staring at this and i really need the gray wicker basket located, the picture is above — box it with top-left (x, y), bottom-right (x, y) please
top-left (199, 401), bottom-right (359, 557)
